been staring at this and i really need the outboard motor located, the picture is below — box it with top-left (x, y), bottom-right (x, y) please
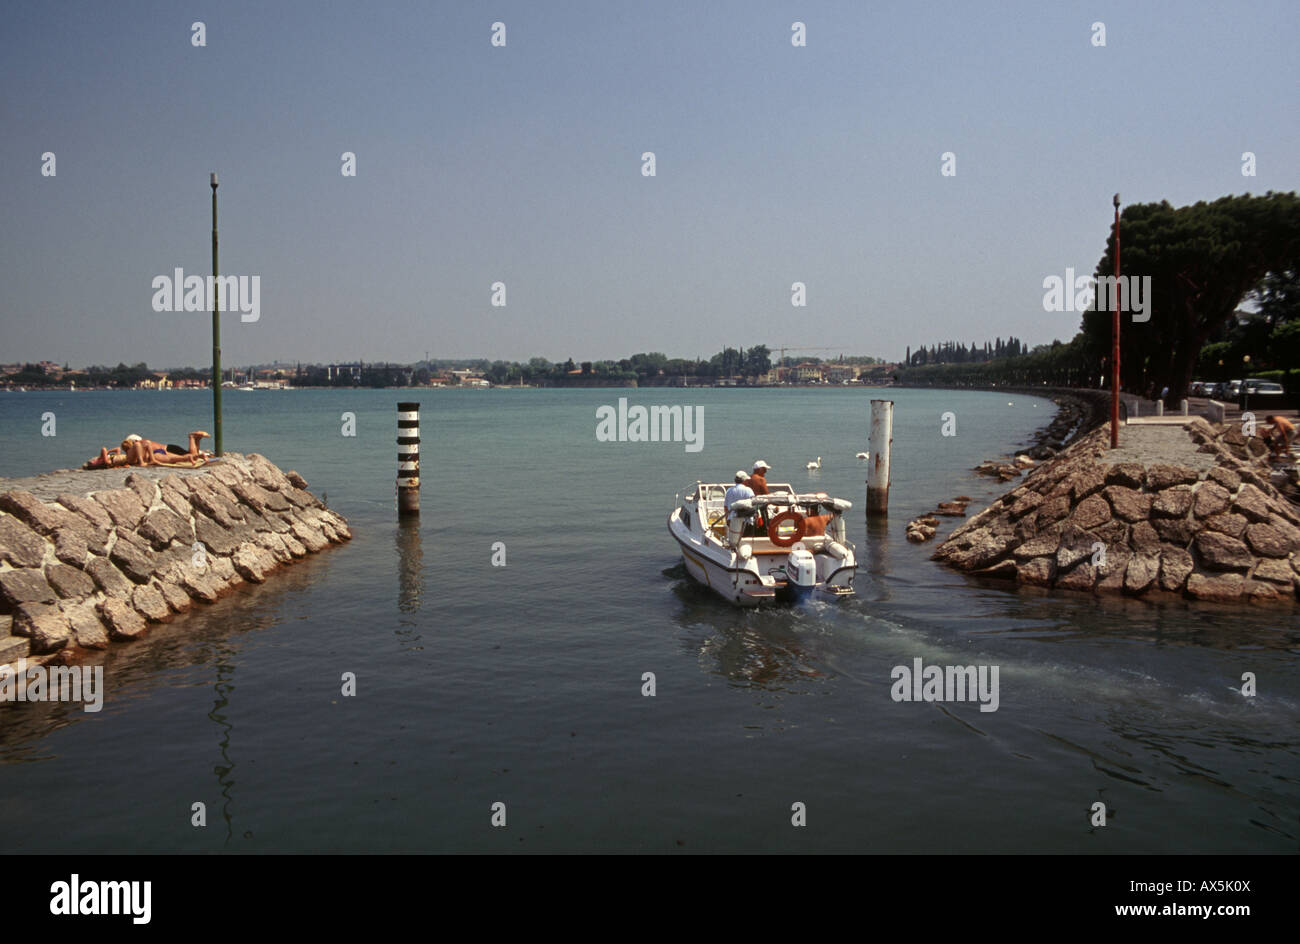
top-left (779, 543), bottom-right (817, 602)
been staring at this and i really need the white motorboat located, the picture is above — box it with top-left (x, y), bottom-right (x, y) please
top-left (668, 481), bottom-right (857, 605)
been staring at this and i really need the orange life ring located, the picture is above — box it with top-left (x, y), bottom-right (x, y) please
top-left (767, 510), bottom-right (806, 547)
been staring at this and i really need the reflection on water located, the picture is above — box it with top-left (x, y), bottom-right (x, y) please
top-left (860, 515), bottom-right (892, 603)
top-left (396, 518), bottom-right (423, 614)
top-left (204, 640), bottom-right (238, 844)
top-left (667, 578), bottom-right (829, 692)
top-left (395, 519), bottom-right (424, 651)
top-left (0, 557), bottom-right (326, 758)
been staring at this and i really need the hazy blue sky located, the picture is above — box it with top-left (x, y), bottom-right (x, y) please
top-left (2, 0), bottom-right (1297, 368)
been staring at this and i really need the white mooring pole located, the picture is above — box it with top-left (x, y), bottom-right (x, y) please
top-left (867, 399), bottom-right (893, 517)
top-left (397, 402), bottom-right (420, 516)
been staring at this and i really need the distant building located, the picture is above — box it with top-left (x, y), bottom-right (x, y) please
top-left (825, 365), bottom-right (857, 383)
top-left (793, 362), bottom-right (824, 382)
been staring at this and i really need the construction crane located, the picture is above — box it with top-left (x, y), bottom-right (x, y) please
top-left (773, 345), bottom-right (855, 368)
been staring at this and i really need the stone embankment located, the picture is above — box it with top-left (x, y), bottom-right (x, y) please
top-left (0, 453), bottom-right (351, 663)
top-left (933, 418), bottom-right (1300, 603)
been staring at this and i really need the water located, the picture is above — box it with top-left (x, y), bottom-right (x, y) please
top-left (0, 387), bottom-right (1296, 852)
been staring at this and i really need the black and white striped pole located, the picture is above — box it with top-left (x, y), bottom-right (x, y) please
top-left (397, 402), bottom-right (420, 516)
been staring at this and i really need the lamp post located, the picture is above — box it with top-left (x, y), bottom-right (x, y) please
top-left (1110, 193), bottom-right (1121, 448)
top-left (211, 172), bottom-right (223, 456)
top-left (1241, 355), bottom-right (1251, 412)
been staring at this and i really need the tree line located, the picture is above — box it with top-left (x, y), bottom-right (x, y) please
top-left (906, 337), bottom-right (1027, 366)
top-left (901, 192), bottom-right (1300, 400)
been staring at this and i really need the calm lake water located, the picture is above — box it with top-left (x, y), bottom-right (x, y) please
top-left (0, 387), bottom-right (1296, 852)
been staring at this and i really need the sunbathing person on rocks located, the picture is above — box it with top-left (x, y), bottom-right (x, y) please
top-left (83, 431), bottom-right (212, 469)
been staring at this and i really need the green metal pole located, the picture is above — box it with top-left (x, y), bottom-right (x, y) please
top-left (211, 172), bottom-right (222, 456)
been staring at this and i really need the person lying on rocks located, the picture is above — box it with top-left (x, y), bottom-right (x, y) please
top-left (83, 431), bottom-right (212, 469)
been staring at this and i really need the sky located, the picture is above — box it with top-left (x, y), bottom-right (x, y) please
top-left (1, 0), bottom-right (1297, 369)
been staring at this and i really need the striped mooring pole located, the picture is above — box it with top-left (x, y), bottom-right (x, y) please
top-left (397, 402), bottom-right (420, 516)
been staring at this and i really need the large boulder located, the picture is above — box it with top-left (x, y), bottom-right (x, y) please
top-left (1153, 516), bottom-right (1197, 546)
top-left (1252, 558), bottom-right (1296, 585)
top-left (187, 480), bottom-right (244, 528)
top-left (56, 493), bottom-right (115, 531)
top-left (155, 579), bottom-right (193, 614)
top-left (1146, 464), bottom-right (1199, 490)
top-left (92, 487), bottom-right (148, 529)
top-left (131, 584), bottom-right (170, 622)
top-left (1244, 523), bottom-right (1292, 559)
top-left (1103, 486), bottom-right (1152, 523)
top-left (1017, 557), bottom-right (1054, 586)
top-left (192, 514), bottom-right (246, 556)
top-left (53, 528), bottom-right (89, 567)
top-left (99, 598), bottom-right (148, 639)
top-left (1151, 487), bottom-right (1194, 518)
top-left (0, 512), bottom-right (49, 567)
top-left (179, 569), bottom-right (224, 603)
top-left (1096, 546), bottom-right (1133, 591)
top-left (246, 454), bottom-right (294, 492)
top-left (1192, 483), bottom-right (1231, 518)
top-left (85, 556), bottom-right (134, 597)
top-left (1203, 513), bottom-right (1247, 538)
top-left (1194, 532), bottom-right (1253, 572)
top-left (231, 480), bottom-right (289, 514)
top-left (12, 602), bottom-right (70, 653)
top-left (1055, 562), bottom-right (1098, 591)
top-left (0, 568), bottom-right (58, 608)
top-left (1232, 484), bottom-right (1271, 523)
top-left (0, 489), bottom-right (83, 536)
top-left (1186, 573), bottom-right (1245, 603)
top-left (1128, 521), bottom-right (1161, 552)
top-left (44, 563), bottom-right (95, 599)
top-left (290, 517), bottom-right (330, 553)
top-left (1104, 463), bottom-right (1146, 489)
top-left (108, 532), bottom-right (157, 584)
top-left (1206, 467), bottom-right (1241, 491)
top-left (159, 476), bottom-right (194, 518)
top-left (138, 507), bottom-right (193, 550)
top-left (1124, 553), bottom-right (1160, 594)
top-left (1158, 548), bottom-right (1195, 592)
top-left (124, 472), bottom-right (158, 509)
top-left (62, 600), bottom-right (109, 649)
top-left (232, 545), bottom-right (277, 583)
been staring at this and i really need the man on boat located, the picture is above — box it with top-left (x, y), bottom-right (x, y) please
top-left (724, 471), bottom-right (754, 519)
top-left (749, 460), bottom-right (771, 495)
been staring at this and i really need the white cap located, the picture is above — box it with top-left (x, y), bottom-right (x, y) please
top-left (124, 434), bottom-right (143, 442)
top-left (753, 460), bottom-right (771, 470)
top-left (734, 471), bottom-right (749, 482)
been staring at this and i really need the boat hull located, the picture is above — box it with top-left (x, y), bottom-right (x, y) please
top-left (668, 508), bottom-right (854, 607)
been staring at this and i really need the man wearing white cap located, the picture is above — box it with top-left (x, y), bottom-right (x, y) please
top-left (750, 460), bottom-right (771, 496)
top-left (724, 471), bottom-right (754, 516)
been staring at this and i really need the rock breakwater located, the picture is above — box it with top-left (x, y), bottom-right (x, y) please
top-left (0, 453), bottom-right (351, 663)
top-left (933, 418), bottom-right (1300, 603)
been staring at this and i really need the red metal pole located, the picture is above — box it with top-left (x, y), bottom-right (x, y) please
top-left (1111, 195), bottom-right (1121, 449)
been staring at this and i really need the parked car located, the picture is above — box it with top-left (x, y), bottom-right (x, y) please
top-left (1189, 380), bottom-right (1209, 396)
top-left (1244, 378), bottom-right (1284, 398)
top-left (1207, 380), bottom-right (1239, 400)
